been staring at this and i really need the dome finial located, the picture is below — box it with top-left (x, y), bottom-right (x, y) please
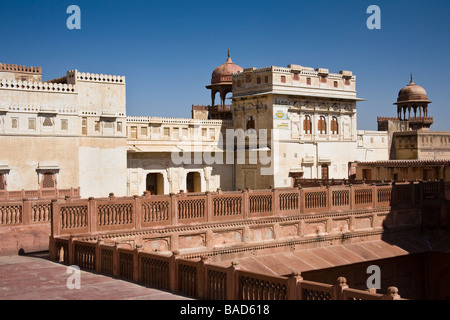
top-left (228, 48), bottom-right (230, 58)
top-left (410, 73), bottom-right (414, 84)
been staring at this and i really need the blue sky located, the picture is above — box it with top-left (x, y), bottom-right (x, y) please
top-left (1, 0), bottom-right (449, 131)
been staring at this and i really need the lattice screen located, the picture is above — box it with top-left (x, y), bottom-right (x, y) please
top-left (42, 173), bottom-right (55, 189)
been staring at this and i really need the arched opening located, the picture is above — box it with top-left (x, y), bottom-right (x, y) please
top-left (303, 115), bottom-right (312, 134)
top-left (186, 172), bottom-right (201, 193)
top-left (318, 116), bottom-right (327, 134)
top-left (146, 173), bottom-right (164, 195)
top-left (331, 116), bottom-right (339, 135)
top-left (321, 165), bottom-right (329, 180)
top-left (41, 172), bottom-right (56, 190)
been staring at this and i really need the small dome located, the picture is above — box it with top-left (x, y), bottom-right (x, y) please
top-left (396, 75), bottom-right (430, 104)
top-left (211, 50), bottom-right (243, 84)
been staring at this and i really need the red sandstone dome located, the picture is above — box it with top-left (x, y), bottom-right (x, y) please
top-left (211, 50), bottom-right (243, 85)
top-left (396, 75), bottom-right (431, 104)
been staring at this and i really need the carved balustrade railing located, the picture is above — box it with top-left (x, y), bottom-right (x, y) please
top-left (50, 243), bottom-right (405, 300)
top-left (49, 181), bottom-right (446, 238)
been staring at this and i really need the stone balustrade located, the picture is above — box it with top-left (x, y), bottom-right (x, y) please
top-left (49, 182), bottom-right (445, 240)
top-left (46, 181), bottom-right (449, 300)
top-left (0, 188), bottom-right (81, 255)
top-left (49, 241), bottom-right (404, 300)
top-left (0, 188), bottom-right (80, 201)
top-left (0, 63), bottom-right (42, 74)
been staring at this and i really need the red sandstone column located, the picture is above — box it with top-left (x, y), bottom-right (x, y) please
top-left (287, 270), bottom-right (303, 300)
top-left (95, 240), bottom-right (102, 272)
top-left (49, 236), bottom-right (56, 261)
top-left (88, 197), bottom-right (97, 234)
top-left (273, 188), bottom-right (280, 216)
top-left (326, 186), bottom-right (332, 212)
top-left (299, 187), bottom-right (305, 214)
top-left (242, 189), bottom-right (249, 220)
top-left (169, 250), bottom-right (179, 292)
top-left (68, 236), bottom-right (74, 266)
top-left (170, 193), bottom-right (178, 226)
top-left (205, 192), bottom-right (212, 223)
top-left (197, 256), bottom-right (208, 299)
top-left (22, 198), bottom-right (31, 226)
top-left (51, 199), bottom-right (61, 237)
top-left (133, 246), bottom-right (140, 283)
top-left (372, 184), bottom-right (377, 209)
top-left (134, 195), bottom-right (141, 231)
top-left (112, 243), bottom-right (119, 277)
top-left (384, 287), bottom-right (401, 300)
top-left (349, 184), bottom-right (355, 210)
top-left (333, 277), bottom-right (349, 300)
top-left (226, 261), bottom-right (241, 300)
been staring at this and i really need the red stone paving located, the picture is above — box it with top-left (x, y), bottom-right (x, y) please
top-left (0, 254), bottom-right (192, 300)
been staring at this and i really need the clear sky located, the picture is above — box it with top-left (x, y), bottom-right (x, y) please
top-left (1, 0), bottom-right (449, 131)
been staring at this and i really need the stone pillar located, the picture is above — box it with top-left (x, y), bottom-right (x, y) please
top-left (242, 188), bottom-right (249, 220)
top-left (226, 261), bottom-right (241, 300)
top-left (384, 286), bottom-right (401, 300)
top-left (333, 277), bottom-right (349, 300)
top-left (22, 198), bottom-right (31, 226)
top-left (197, 256), bottom-right (209, 299)
top-left (51, 199), bottom-right (61, 238)
top-left (170, 193), bottom-right (178, 226)
top-left (287, 270), bottom-right (303, 300)
top-left (88, 197), bottom-right (97, 234)
top-left (112, 242), bottom-right (119, 278)
top-left (95, 240), bottom-right (102, 273)
top-left (169, 250), bottom-right (179, 292)
top-left (134, 195), bottom-right (142, 231)
top-left (205, 191), bottom-right (213, 223)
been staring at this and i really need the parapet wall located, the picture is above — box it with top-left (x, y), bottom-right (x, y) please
top-left (48, 182), bottom-right (446, 254)
top-left (67, 70), bottom-right (126, 84)
top-left (48, 239), bottom-right (405, 300)
top-left (0, 63), bottom-right (42, 74)
top-left (0, 79), bottom-right (76, 93)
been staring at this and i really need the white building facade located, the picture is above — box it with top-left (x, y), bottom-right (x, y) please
top-left (0, 58), bottom-right (390, 198)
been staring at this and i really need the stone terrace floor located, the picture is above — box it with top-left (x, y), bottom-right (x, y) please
top-left (0, 253), bottom-right (192, 300)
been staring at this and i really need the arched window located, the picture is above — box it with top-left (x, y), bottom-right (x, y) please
top-left (0, 174), bottom-right (5, 190)
top-left (257, 76), bottom-right (261, 84)
top-left (303, 116), bottom-right (312, 134)
top-left (318, 116), bottom-right (327, 134)
top-left (331, 116), bottom-right (339, 135)
top-left (246, 116), bottom-right (256, 132)
top-left (41, 172), bottom-right (56, 189)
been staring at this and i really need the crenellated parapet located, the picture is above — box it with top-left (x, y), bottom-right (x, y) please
top-left (68, 70), bottom-right (126, 84)
top-left (0, 79), bottom-right (76, 93)
top-left (0, 63), bottom-right (42, 74)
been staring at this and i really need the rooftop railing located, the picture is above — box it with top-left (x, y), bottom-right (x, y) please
top-left (49, 181), bottom-right (445, 239)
